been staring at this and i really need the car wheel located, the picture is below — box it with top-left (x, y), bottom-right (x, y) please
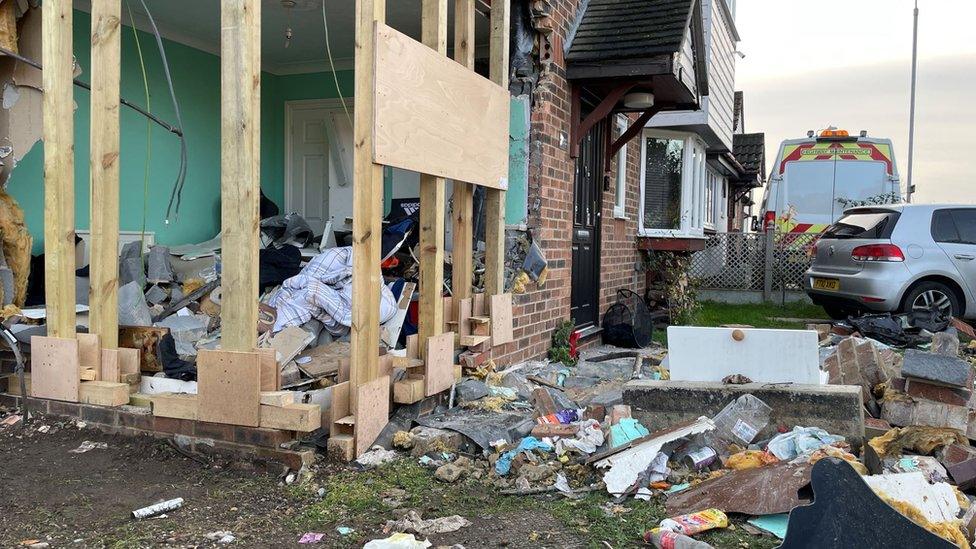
top-left (822, 304), bottom-right (855, 320)
top-left (902, 281), bottom-right (961, 317)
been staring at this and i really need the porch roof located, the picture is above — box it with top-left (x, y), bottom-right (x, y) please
top-left (567, 0), bottom-right (695, 63)
top-left (732, 132), bottom-right (766, 186)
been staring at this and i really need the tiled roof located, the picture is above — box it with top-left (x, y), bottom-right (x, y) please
top-left (566, 0), bottom-right (696, 63)
top-left (732, 132), bottom-right (765, 183)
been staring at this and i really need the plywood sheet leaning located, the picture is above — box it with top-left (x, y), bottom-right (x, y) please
top-left (29, 336), bottom-right (79, 402)
top-left (457, 298), bottom-right (472, 338)
top-left (256, 347), bottom-right (279, 391)
top-left (78, 332), bottom-right (101, 379)
top-left (100, 348), bottom-right (120, 383)
top-left (355, 374), bottom-right (390, 455)
top-left (196, 349), bottom-right (261, 426)
top-left (490, 293), bottom-right (514, 345)
top-left (372, 23), bottom-right (509, 190)
top-left (667, 326), bottom-right (822, 385)
top-left (329, 381), bottom-right (351, 437)
top-left (425, 331), bottom-right (455, 396)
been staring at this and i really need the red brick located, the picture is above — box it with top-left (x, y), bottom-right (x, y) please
top-left (195, 420), bottom-right (235, 442)
top-left (119, 409), bottom-right (154, 431)
top-left (233, 425), bottom-right (293, 448)
top-left (80, 404), bottom-right (119, 426)
top-left (905, 379), bottom-right (970, 406)
top-left (48, 400), bottom-right (81, 418)
top-left (154, 416), bottom-right (195, 435)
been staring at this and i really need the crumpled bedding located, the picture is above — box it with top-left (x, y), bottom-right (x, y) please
top-left (269, 246), bottom-right (397, 335)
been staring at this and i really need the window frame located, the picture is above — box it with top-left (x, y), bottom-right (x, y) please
top-left (613, 115), bottom-right (628, 219)
top-left (638, 129), bottom-right (708, 238)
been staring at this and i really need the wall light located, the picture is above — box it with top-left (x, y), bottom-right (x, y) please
top-left (623, 92), bottom-right (655, 109)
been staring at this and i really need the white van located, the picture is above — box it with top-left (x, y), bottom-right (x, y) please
top-left (757, 129), bottom-right (901, 236)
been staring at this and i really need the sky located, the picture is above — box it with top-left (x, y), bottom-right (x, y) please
top-left (734, 0), bottom-right (976, 204)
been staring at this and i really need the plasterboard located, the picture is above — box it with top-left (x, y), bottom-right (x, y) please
top-left (29, 336), bottom-right (79, 402)
top-left (197, 349), bottom-right (261, 426)
top-left (372, 23), bottom-right (509, 190)
top-left (667, 326), bottom-right (821, 384)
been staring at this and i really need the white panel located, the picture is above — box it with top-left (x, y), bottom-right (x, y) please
top-left (302, 154), bottom-right (326, 222)
top-left (667, 326), bottom-right (822, 384)
top-left (303, 120), bottom-right (325, 144)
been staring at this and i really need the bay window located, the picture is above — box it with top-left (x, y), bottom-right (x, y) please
top-left (639, 130), bottom-right (709, 237)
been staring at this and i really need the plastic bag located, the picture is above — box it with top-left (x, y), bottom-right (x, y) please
top-left (767, 426), bottom-right (845, 460)
top-left (658, 508), bottom-right (729, 536)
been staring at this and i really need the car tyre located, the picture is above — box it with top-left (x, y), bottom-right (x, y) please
top-left (901, 281), bottom-right (962, 318)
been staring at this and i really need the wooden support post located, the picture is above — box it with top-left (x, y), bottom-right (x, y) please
top-left (89, 0), bottom-right (122, 349)
top-left (350, 0), bottom-right (386, 406)
top-left (418, 0), bottom-right (448, 356)
top-left (451, 0), bottom-right (475, 303)
top-left (484, 0), bottom-right (510, 296)
top-left (220, 0), bottom-right (261, 352)
top-left (42, 0), bottom-right (76, 338)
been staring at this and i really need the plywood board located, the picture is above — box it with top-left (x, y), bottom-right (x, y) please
top-left (329, 381), bottom-right (351, 437)
top-left (196, 349), bottom-right (261, 426)
top-left (425, 331), bottom-right (456, 396)
top-left (458, 298), bottom-right (472, 338)
top-left (667, 327), bottom-right (821, 384)
top-left (118, 347), bottom-right (140, 375)
top-left (355, 375), bottom-right (390, 455)
top-left (443, 296), bottom-right (454, 334)
top-left (256, 347), bottom-right (279, 391)
top-left (372, 23), bottom-right (509, 190)
top-left (29, 336), bottom-right (79, 402)
top-left (405, 334), bottom-right (419, 359)
top-left (490, 293), bottom-right (514, 345)
top-left (472, 293), bottom-right (486, 317)
top-left (78, 332), bottom-right (101, 379)
top-left (99, 348), bottom-right (120, 383)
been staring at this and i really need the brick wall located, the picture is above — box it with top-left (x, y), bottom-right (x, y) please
top-left (493, 1), bottom-right (646, 366)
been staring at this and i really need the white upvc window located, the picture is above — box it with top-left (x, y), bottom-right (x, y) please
top-left (638, 129), bottom-right (708, 238)
top-left (704, 167), bottom-right (719, 230)
top-left (613, 115), bottom-right (628, 219)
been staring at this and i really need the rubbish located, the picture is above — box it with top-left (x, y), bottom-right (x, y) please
top-left (847, 313), bottom-right (917, 347)
top-left (205, 531), bottom-right (236, 544)
top-left (495, 436), bottom-right (553, 476)
top-left (556, 418), bottom-right (604, 455)
top-left (147, 245), bottom-right (175, 283)
top-left (362, 533), bottom-right (432, 549)
top-left (658, 508), bottom-right (729, 536)
top-left (932, 330), bottom-right (961, 357)
top-left (592, 416), bottom-right (715, 496)
top-left (644, 530), bottom-right (715, 548)
top-left (863, 472), bottom-right (961, 524)
top-left (383, 510), bottom-right (471, 536)
top-left (608, 417), bottom-right (649, 448)
top-left (119, 240), bottom-right (146, 287)
top-left (336, 526), bottom-right (354, 536)
top-left (766, 426), bottom-right (845, 460)
top-left (746, 514), bottom-right (789, 539)
top-left (156, 314), bottom-right (209, 356)
top-left (298, 533), bottom-right (326, 544)
top-left (725, 450), bottom-right (778, 471)
top-left (681, 446), bottom-right (719, 470)
top-left (0, 414), bottom-right (22, 427)
top-left (455, 378), bottom-right (489, 402)
top-left (666, 460), bottom-right (814, 516)
top-left (69, 440), bottom-right (108, 454)
top-left (356, 446), bottom-right (398, 468)
top-left (887, 455), bottom-right (949, 483)
top-left (118, 280), bottom-right (153, 327)
top-left (132, 497), bottom-right (184, 519)
top-left (703, 394), bottom-right (771, 451)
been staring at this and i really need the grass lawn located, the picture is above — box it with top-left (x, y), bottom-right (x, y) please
top-left (654, 300), bottom-right (828, 345)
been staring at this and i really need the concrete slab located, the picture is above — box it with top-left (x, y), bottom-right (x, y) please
top-left (623, 380), bottom-right (864, 448)
top-left (901, 349), bottom-right (972, 389)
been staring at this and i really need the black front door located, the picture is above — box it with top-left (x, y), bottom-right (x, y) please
top-left (570, 119), bottom-right (605, 328)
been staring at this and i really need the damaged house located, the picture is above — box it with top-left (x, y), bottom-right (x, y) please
top-left (0, 0), bottom-right (764, 461)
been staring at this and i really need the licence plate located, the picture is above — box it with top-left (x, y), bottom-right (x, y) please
top-left (812, 277), bottom-right (840, 291)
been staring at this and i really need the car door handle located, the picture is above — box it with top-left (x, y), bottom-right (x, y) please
top-left (955, 254), bottom-right (976, 261)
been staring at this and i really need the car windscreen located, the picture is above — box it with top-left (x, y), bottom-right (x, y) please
top-left (823, 211), bottom-right (898, 239)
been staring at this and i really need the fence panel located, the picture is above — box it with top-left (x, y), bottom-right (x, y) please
top-left (689, 231), bottom-right (819, 293)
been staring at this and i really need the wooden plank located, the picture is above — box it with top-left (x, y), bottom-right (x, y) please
top-left (256, 347), bottom-right (279, 391)
top-left (29, 336), bottom-right (79, 402)
top-left (425, 331), bottom-right (455, 396)
top-left (78, 333), bottom-right (101, 379)
top-left (296, 340), bottom-right (349, 378)
top-left (219, 0), bottom-right (261, 352)
top-left (381, 282), bottom-right (415, 348)
top-left (490, 293), bottom-right (514, 345)
top-left (393, 377), bottom-right (425, 404)
top-left (260, 390), bottom-right (295, 407)
top-left (329, 381), bottom-right (351, 437)
top-left (443, 295), bottom-right (454, 334)
top-left (453, 0), bottom-right (475, 68)
top-left (458, 298), bottom-right (472, 338)
top-left (118, 347), bottom-right (140, 375)
top-left (405, 334), bottom-right (419, 359)
top-left (355, 375), bottom-right (390, 455)
top-left (150, 393), bottom-right (198, 420)
top-left (450, 0), bottom-right (475, 305)
top-left (260, 403), bottom-right (321, 432)
top-left (88, 0), bottom-right (122, 349)
top-left (459, 334), bottom-right (490, 347)
top-left (484, 0), bottom-right (510, 296)
top-left (42, 0), bottom-right (76, 338)
top-left (80, 369), bottom-right (98, 381)
top-left (373, 23), bottom-right (509, 190)
top-left (270, 326), bottom-right (315, 366)
top-left (328, 434), bottom-right (355, 461)
top-left (472, 293), bottom-right (485, 316)
top-left (79, 380), bottom-right (128, 406)
top-left (392, 357), bottom-right (425, 369)
top-left (350, 0), bottom-right (386, 412)
top-left (197, 349), bottom-right (261, 426)
top-left (100, 348), bottom-right (120, 382)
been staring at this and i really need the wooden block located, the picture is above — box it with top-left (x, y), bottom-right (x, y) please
top-left (120, 372), bottom-right (141, 384)
top-left (328, 434), bottom-right (355, 461)
top-left (118, 347), bottom-right (140, 375)
top-left (260, 390), bottom-right (295, 407)
top-left (379, 353), bottom-right (394, 378)
top-left (490, 293), bottom-right (514, 345)
top-left (393, 378), bottom-right (425, 404)
top-left (405, 334), bottom-right (419, 359)
top-left (425, 332), bottom-right (456, 396)
top-left (197, 349), bottom-right (261, 427)
top-left (128, 392), bottom-right (152, 408)
top-left (30, 336), bottom-right (80, 402)
top-left (373, 23), bottom-right (509, 190)
top-left (338, 357), bottom-right (350, 383)
top-left (460, 335), bottom-right (490, 347)
top-left (79, 381), bottom-right (129, 406)
top-left (260, 403), bottom-right (321, 432)
top-left (100, 348), bottom-right (120, 383)
top-left (78, 332), bottom-right (101, 380)
top-left (458, 298), bottom-right (472, 338)
top-left (443, 295), bottom-right (454, 334)
top-left (468, 316), bottom-right (490, 325)
top-left (150, 392), bottom-right (197, 420)
top-left (472, 292), bottom-right (486, 317)
top-left (355, 375), bottom-right (391, 455)
top-left (392, 357), bottom-right (425, 369)
top-left (330, 381), bottom-right (351, 437)
top-left (256, 347), bottom-right (279, 391)
top-left (80, 369), bottom-right (98, 381)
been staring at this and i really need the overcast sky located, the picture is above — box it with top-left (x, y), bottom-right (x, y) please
top-left (734, 0), bottom-right (976, 204)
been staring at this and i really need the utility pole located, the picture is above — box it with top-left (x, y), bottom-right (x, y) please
top-left (906, 0), bottom-right (919, 203)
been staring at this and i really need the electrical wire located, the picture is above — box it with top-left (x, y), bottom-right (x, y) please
top-left (138, 0), bottom-right (188, 224)
top-left (322, 0), bottom-right (352, 128)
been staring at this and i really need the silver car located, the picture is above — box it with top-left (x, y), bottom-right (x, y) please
top-left (805, 204), bottom-right (976, 320)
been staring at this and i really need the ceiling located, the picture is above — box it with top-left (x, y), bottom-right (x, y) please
top-left (75, 0), bottom-right (490, 74)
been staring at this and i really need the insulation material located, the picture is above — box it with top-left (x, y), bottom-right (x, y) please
top-left (0, 189), bottom-right (30, 306)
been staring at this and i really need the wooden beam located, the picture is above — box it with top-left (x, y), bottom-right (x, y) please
top-left (220, 0), bottom-right (261, 352)
top-left (572, 82), bottom-right (635, 156)
top-left (42, 0), bottom-right (76, 338)
top-left (608, 106), bottom-right (661, 159)
top-left (484, 0), bottom-right (510, 296)
top-left (451, 0), bottom-right (475, 304)
top-left (418, 0), bottom-right (448, 356)
top-left (89, 0), bottom-right (122, 349)
top-left (350, 0), bottom-right (386, 408)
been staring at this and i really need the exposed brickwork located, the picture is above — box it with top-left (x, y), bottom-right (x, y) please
top-left (494, 1), bottom-right (646, 366)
